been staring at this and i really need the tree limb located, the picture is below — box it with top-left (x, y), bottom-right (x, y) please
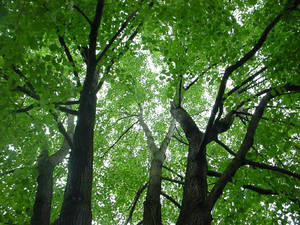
top-left (73, 5), bottom-right (92, 26)
top-left (244, 159), bottom-right (300, 180)
top-left (50, 112), bottom-right (75, 166)
top-left (125, 182), bottom-right (148, 225)
top-left (225, 66), bottom-right (267, 98)
top-left (162, 176), bottom-right (184, 185)
top-left (58, 35), bottom-right (81, 87)
top-left (50, 111), bottom-right (74, 151)
top-left (138, 104), bottom-right (158, 154)
top-left (208, 91), bottom-right (272, 210)
top-left (101, 120), bottom-right (138, 158)
top-left (162, 165), bottom-right (184, 180)
top-left (94, 23), bottom-right (142, 93)
top-left (161, 191), bottom-right (181, 209)
top-left (96, 9), bottom-right (138, 63)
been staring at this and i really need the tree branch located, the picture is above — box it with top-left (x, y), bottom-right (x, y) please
top-left (58, 35), bottom-right (81, 87)
top-left (96, 9), bottom-right (138, 63)
top-left (162, 176), bottom-right (184, 185)
top-left (50, 111), bottom-right (74, 151)
top-left (50, 112), bottom-right (75, 166)
top-left (225, 66), bottom-right (267, 98)
top-left (159, 119), bottom-right (175, 153)
top-left (243, 184), bottom-right (299, 204)
top-left (184, 63), bottom-right (218, 91)
top-left (161, 191), bottom-right (181, 209)
top-left (244, 159), bottom-right (300, 180)
top-left (89, 0), bottom-right (105, 56)
top-left (214, 139), bottom-right (236, 156)
top-left (172, 134), bottom-right (188, 145)
top-left (125, 182), bottom-right (148, 225)
top-left (138, 104), bottom-right (158, 154)
top-left (208, 92), bottom-right (272, 210)
top-left (162, 165), bottom-right (184, 180)
top-left (57, 106), bottom-right (79, 115)
top-left (95, 23), bottom-right (142, 93)
top-left (101, 121), bottom-right (138, 158)
top-left (73, 5), bottom-right (92, 26)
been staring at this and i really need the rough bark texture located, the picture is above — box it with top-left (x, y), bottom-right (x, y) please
top-left (31, 113), bottom-right (74, 225)
top-left (57, 1), bottom-right (104, 223)
top-left (57, 80), bottom-right (97, 224)
top-left (31, 153), bottom-right (54, 225)
top-left (171, 106), bottom-right (212, 225)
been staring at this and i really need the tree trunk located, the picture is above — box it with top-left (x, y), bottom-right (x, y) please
top-left (31, 113), bottom-right (74, 225)
top-left (171, 106), bottom-right (212, 225)
top-left (58, 90), bottom-right (97, 224)
top-left (143, 156), bottom-right (163, 225)
top-left (31, 155), bottom-right (54, 225)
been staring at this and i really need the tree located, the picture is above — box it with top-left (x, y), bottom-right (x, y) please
top-left (0, 0), bottom-right (300, 225)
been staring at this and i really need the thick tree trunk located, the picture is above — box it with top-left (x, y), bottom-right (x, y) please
top-left (143, 156), bottom-right (163, 225)
top-left (58, 90), bottom-right (97, 224)
top-left (171, 106), bottom-right (212, 225)
top-left (31, 155), bottom-right (54, 225)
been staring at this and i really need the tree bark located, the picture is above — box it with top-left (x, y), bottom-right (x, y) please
top-left (31, 113), bottom-right (74, 225)
top-left (139, 105), bottom-right (175, 225)
top-left (31, 151), bottom-right (54, 225)
top-left (57, 92), bottom-right (96, 224)
top-left (171, 106), bottom-right (212, 225)
top-left (57, 1), bottom-right (104, 224)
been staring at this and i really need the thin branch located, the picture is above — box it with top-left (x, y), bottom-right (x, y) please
top-left (96, 9), bottom-right (138, 63)
top-left (50, 111), bottom-right (74, 151)
top-left (0, 166), bottom-right (27, 176)
top-left (207, 170), bottom-right (222, 178)
top-left (58, 35), bottom-right (81, 87)
top-left (54, 100), bottom-right (80, 106)
top-left (161, 191), bottom-right (181, 209)
top-left (73, 5), bottom-right (92, 25)
top-left (214, 138), bottom-right (236, 156)
top-left (172, 134), bottom-right (188, 145)
top-left (242, 184), bottom-right (299, 204)
top-left (125, 182), bottom-right (148, 225)
top-left (101, 121), bottom-right (138, 158)
top-left (57, 106), bottom-right (79, 115)
top-left (184, 63), bottom-right (218, 91)
top-left (225, 66), bottom-right (267, 98)
top-left (238, 77), bottom-right (268, 94)
top-left (162, 176), bottom-right (184, 185)
top-left (162, 165), bottom-right (184, 180)
top-left (244, 159), bottom-right (300, 180)
top-left (12, 65), bottom-right (35, 93)
top-left (15, 104), bottom-right (34, 113)
top-left (243, 184), bottom-right (276, 195)
top-left (95, 23), bottom-right (142, 93)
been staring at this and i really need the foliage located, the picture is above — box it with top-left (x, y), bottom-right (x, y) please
top-left (0, 0), bottom-right (299, 224)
